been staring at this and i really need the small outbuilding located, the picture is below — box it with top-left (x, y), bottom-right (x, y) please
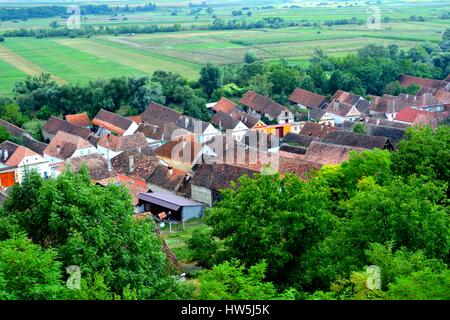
top-left (137, 192), bottom-right (205, 222)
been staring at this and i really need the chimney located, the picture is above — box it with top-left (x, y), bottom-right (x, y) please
top-left (107, 159), bottom-right (112, 172)
top-left (129, 155), bottom-right (135, 172)
top-left (56, 145), bottom-right (61, 155)
top-left (184, 117), bottom-right (189, 128)
top-left (219, 120), bottom-right (222, 130)
top-left (152, 126), bottom-right (158, 134)
top-left (167, 166), bottom-right (173, 177)
top-left (3, 149), bottom-right (8, 161)
top-left (185, 173), bottom-right (191, 181)
top-left (376, 118), bottom-right (380, 126)
top-left (137, 147), bottom-right (141, 153)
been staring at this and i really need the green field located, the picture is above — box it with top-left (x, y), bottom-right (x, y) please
top-left (0, 0), bottom-right (448, 94)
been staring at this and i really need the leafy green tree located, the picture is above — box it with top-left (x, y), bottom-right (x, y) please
top-left (0, 236), bottom-right (67, 300)
top-left (152, 71), bottom-right (187, 103)
top-left (244, 52), bottom-right (258, 64)
top-left (352, 123), bottom-right (365, 134)
top-left (1, 168), bottom-right (192, 299)
top-left (173, 85), bottom-right (209, 121)
top-left (0, 103), bottom-right (28, 126)
top-left (392, 125), bottom-right (450, 184)
top-left (199, 64), bottom-right (222, 97)
top-left (248, 73), bottom-right (273, 96)
top-left (205, 173), bottom-right (336, 287)
top-left (187, 228), bottom-right (220, 268)
top-left (0, 127), bottom-right (12, 144)
top-left (196, 260), bottom-right (297, 300)
top-left (22, 119), bottom-right (45, 141)
top-left (387, 269), bottom-right (450, 300)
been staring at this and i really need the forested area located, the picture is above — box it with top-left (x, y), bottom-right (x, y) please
top-left (190, 125), bottom-right (450, 300)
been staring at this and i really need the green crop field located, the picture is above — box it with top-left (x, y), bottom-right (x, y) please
top-left (0, 0), bottom-right (448, 94)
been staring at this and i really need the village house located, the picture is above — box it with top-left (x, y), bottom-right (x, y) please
top-left (393, 107), bottom-right (439, 127)
top-left (228, 108), bottom-right (266, 130)
top-left (22, 135), bottom-right (48, 155)
top-left (299, 122), bottom-right (337, 139)
top-left (211, 111), bottom-right (248, 142)
top-left (141, 102), bottom-right (183, 126)
top-left (57, 153), bottom-right (115, 182)
top-left (304, 141), bottom-right (363, 165)
top-left (65, 112), bottom-right (91, 129)
top-left (154, 139), bottom-right (217, 172)
top-left (325, 100), bottom-right (362, 124)
top-left (42, 116), bottom-right (94, 142)
top-left (399, 75), bottom-right (450, 94)
top-left (97, 132), bottom-right (149, 161)
top-left (340, 120), bottom-right (406, 147)
top-left (137, 192), bottom-right (205, 222)
top-left (288, 88), bottom-right (327, 109)
top-left (308, 108), bottom-right (335, 126)
top-left (190, 163), bottom-right (257, 207)
top-left (136, 123), bottom-right (190, 149)
top-left (0, 141), bottom-right (50, 190)
top-left (239, 91), bottom-right (295, 124)
top-left (175, 116), bottom-right (220, 143)
top-left (92, 109), bottom-right (139, 137)
top-left (332, 90), bottom-right (371, 115)
top-left (322, 131), bottom-right (394, 151)
top-left (147, 164), bottom-right (190, 196)
top-left (211, 97), bottom-right (238, 114)
top-left (43, 131), bottom-right (98, 174)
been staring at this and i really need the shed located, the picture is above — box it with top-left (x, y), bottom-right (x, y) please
top-left (137, 192), bottom-right (205, 222)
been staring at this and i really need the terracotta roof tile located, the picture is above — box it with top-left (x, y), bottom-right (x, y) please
top-left (111, 149), bottom-right (159, 181)
top-left (299, 122), bottom-right (338, 139)
top-left (239, 91), bottom-right (286, 118)
top-left (141, 102), bottom-right (182, 126)
top-left (92, 109), bottom-right (134, 135)
top-left (305, 141), bottom-right (363, 165)
top-left (44, 131), bottom-right (94, 160)
top-left (0, 141), bottom-right (38, 167)
top-left (42, 116), bottom-right (92, 140)
top-left (97, 132), bottom-right (149, 152)
top-left (288, 88), bottom-right (326, 108)
top-left (212, 97), bottom-right (238, 114)
top-left (191, 163), bottom-right (257, 191)
top-left (65, 113), bottom-right (91, 127)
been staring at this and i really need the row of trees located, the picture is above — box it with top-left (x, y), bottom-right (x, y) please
top-left (188, 125), bottom-right (450, 299)
top-left (0, 3), bottom-right (157, 21)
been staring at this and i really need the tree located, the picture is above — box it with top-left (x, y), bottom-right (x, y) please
top-left (353, 123), bottom-right (365, 134)
top-left (244, 52), bottom-right (258, 64)
top-left (205, 173), bottom-right (336, 287)
top-left (129, 81), bottom-right (165, 113)
top-left (199, 64), bottom-right (223, 97)
top-left (248, 73), bottom-right (273, 96)
top-left (172, 85), bottom-right (209, 121)
top-left (187, 228), bottom-right (219, 268)
top-left (196, 260), bottom-right (297, 300)
top-left (0, 236), bottom-right (67, 300)
top-left (151, 71), bottom-right (187, 103)
top-left (22, 119), bottom-right (45, 141)
top-left (1, 168), bottom-right (192, 299)
top-left (0, 127), bottom-right (12, 144)
top-left (392, 125), bottom-right (450, 185)
top-left (0, 104), bottom-right (27, 126)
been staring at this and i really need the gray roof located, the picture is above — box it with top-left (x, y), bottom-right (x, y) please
top-left (138, 192), bottom-right (204, 211)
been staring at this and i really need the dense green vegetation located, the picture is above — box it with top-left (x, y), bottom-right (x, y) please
top-left (192, 125), bottom-right (450, 300)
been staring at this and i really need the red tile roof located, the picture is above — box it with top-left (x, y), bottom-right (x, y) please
top-left (92, 109), bottom-right (134, 135)
top-left (127, 115), bottom-right (142, 125)
top-left (65, 113), bottom-right (91, 127)
top-left (44, 131), bottom-right (93, 159)
top-left (299, 122), bottom-right (338, 139)
top-left (304, 141), bottom-right (363, 165)
top-left (97, 132), bottom-right (148, 152)
top-left (239, 91), bottom-right (286, 119)
top-left (394, 107), bottom-right (436, 124)
top-left (288, 88), bottom-right (326, 108)
top-left (399, 75), bottom-right (449, 90)
top-left (0, 141), bottom-right (39, 167)
top-left (212, 97), bottom-right (237, 114)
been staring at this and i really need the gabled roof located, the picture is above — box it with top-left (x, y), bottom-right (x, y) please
top-left (399, 75), bottom-right (450, 91)
top-left (239, 91), bottom-right (286, 118)
top-left (0, 119), bottom-right (26, 138)
top-left (191, 163), bottom-right (257, 191)
top-left (0, 141), bottom-right (39, 167)
top-left (325, 100), bottom-right (360, 117)
top-left (365, 124), bottom-right (405, 146)
top-left (288, 88), bottom-right (326, 108)
top-left (138, 192), bottom-right (204, 211)
top-left (97, 132), bottom-right (148, 152)
top-left (22, 135), bottom-right (48, 155)
top-left (279, 155), bottom-right (321, 178)
top-left (42, 116), bottom-right (92, 140)
top-left (211, 111), bottom-right (243, 130)
top-left (65, 112), bottom-right (91, 127)
top-left (175, 116), bottom-right (212, 134)
top-left (212, 97), bottom-right (237, 114)
top-left (394, 107), bottom-right (436, 124)
top-left (332, 90), bottom-right (365, 106)
top-left (228, 109), bottom-right (262, 128)
top-left (136, 123), bottom-right (190, 141)
top-left (282, 132), bottom-right (317, 147)
top-left (322, 131), bottom-right (391, 150)
top-left (304, 141), bottom-right (363, 165)
top-left (127, 115), bottom-right (142, 125)
top-left (279, 144), bottom-right (308, 155)
top-left (155, 140), bottom-right (206, 164)
top-left (147, 164), bottom-right (187, 192)
top-left (60, 153), bottom-right (115, 181)
top-left (360, 117), bottom-right (410, 129)
top-left (43, 131), bottom-right (93, 160)
top-left (299, 122), bottom-right (338, 139)
top-left (92, 109), bottom-right (135, 135)
top-left (111, 149), bottom-right (159, 181)
top-left (141, 102), bottom-right (182, 126)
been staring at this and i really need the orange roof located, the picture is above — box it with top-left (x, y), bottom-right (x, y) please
top-left (5, 146), bottom-right (38, 167)
top-left (44, 131), bottom-right (93, 159)
top-left (212, 97), bottom-right (237, 114)
top-left (65, 113), bottom-right (91, 127)
top-left (128, 115), bottom-right (142, 125)
top-left (394, 107), bottom-right (435, 124)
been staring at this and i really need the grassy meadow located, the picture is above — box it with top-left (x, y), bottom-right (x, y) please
top-left (0, 0), bottom-right (449, 94)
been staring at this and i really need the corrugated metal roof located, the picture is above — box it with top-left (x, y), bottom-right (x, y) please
top-left (138, 192), bottom-right (204, 211)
